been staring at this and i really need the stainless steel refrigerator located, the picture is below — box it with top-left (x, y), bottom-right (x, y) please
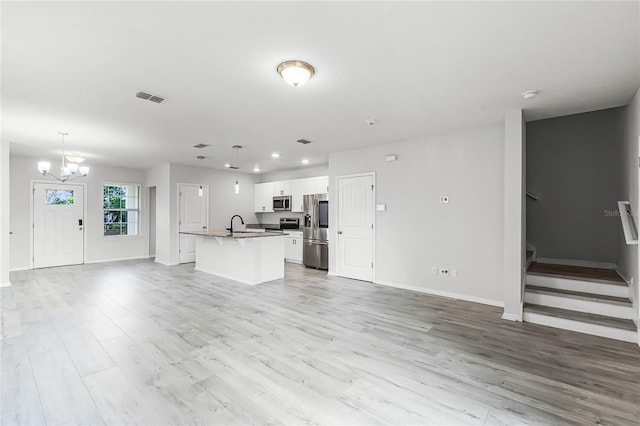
top-left (303, 193), bottom-right (329, 270)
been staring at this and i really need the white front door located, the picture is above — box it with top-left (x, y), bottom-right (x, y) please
top-left (179, 184), bottom-right (209, 263)
top-left (336, 174), bottom-right (374, 281)
top-left (33, 183), bottom-right (85, 268)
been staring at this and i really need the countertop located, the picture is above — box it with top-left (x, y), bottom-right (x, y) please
top-left (179, 230), bottom-right (285, 239)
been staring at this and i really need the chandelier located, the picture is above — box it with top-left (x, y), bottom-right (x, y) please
top-left (37, 132), bottom-right (89, 182)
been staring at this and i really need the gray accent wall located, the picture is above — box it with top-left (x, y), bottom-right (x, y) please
top-left (526, 107), bottom-right (624, 264)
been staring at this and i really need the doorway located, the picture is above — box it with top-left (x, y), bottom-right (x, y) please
top-left (32, 182), bottom-right (85, 268)
top-left (336, 173), bottom-right (375, 281)
top-left (179, 183), bottom-right (209, 263)
top-left (148, 186), bottom-right (156, 258)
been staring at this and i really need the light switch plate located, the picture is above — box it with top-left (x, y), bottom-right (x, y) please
top-left (376, 203), bottom-right (386, 212)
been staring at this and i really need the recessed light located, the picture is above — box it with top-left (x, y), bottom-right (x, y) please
top-left (522, 90), bottom-right (539, 99)
top-left (271, 152), bottom-right (280, 158)
top-left (302, 159), bottom-right (309, 165)
top-left (224, 163), bottom-right (231, 168)
top-left (253, 167), bottom-right (260, 172)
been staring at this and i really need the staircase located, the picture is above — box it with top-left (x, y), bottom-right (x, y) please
top-left (523, 262), bottom-right (637, 343)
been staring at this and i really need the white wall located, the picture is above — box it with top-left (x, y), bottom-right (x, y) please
top-left (1, 139), bottom-right (10, 286)
top-left (260, 165), bottom-right (328, 183)
top-left (503, 110), bottom-right (526, 320)
top-left (145, 163), bottom-right (171, 264)
top-left (10, 155), bottom-right (149, 270)
top-left (619, 87), bottom-right (640, 333)
top-left (328, 124), bottom-right (506, 305)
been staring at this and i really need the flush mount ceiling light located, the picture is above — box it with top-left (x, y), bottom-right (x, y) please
top-left (65, 153), bottom-right (86, 163)
top-left (253, 166), bottom-right (260, 173)
top-left (271, 152), bottom-right (280, 158)
top-left (37, 132), bottom-right (89, 182)
top-left (522, 90), bottom-right (539, 99)
top-left (302, 159), bottom-right (309, 165)
top-left (277, 60), bottom-right (315, 87)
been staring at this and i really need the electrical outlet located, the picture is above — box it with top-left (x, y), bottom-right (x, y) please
top-left (451, 269), bottom-right (458, 277)
top-left (439, 268), bottom-right (449, 276)
top-left (440, 195), bottom-right (449, 204)
top-left (432, 267), bottom-right (438, 275)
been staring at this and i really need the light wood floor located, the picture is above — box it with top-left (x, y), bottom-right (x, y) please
top-left (528, 262), bottom-right (625, 283)
top-left (2, 260), bottom-right (639, 425)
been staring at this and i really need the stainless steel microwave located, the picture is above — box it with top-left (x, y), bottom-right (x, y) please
top-left (273, 196), bottom-right (291, 211)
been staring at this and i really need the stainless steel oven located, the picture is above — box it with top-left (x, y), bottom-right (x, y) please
top-left (273, 196), bottom-right (291, 211)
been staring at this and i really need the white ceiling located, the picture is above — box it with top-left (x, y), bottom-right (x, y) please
top-left (2, 1), bottom-right (639, 174)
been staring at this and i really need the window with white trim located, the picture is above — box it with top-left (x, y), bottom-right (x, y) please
top-left (103, 184), bottom-right (140, 236)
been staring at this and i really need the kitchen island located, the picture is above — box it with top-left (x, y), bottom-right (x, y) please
top-left (179, 230), bottom-right (285, 285)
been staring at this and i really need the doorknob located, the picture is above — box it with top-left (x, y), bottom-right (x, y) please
top-left (337, 231), bottom-right (342, 235)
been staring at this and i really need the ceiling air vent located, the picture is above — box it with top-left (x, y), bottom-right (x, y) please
top-left (136, 91), bottom-right (166, 104)
top-left (297, 139), bottom-right (312, 144)
top-left (196, 156), bottom-right (206, 160)
top-left (193, 143), bottom-right (209, 149)
top-left (228, 165), bottom-right (239, 170)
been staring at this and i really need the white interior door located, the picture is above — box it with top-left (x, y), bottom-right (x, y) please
top-left (179, 184), bottom-right (209, 263)
top-left (336, 174), bottom-right (374, 281)
top-left (33, 182), bottom-right (85, 268)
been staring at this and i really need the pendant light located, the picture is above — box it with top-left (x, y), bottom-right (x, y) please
top-left (37, 132), bottom-right (90, 182)
top-left (232, 145), bottom-right (242, 194)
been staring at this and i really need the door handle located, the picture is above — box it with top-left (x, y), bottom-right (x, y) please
top-left (337, 231), bottom-right (342, 235)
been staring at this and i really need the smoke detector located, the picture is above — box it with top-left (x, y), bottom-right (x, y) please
top-left (521, 90), bottom-right (539, 99)
top-left (366, 119), bottom-right (376, 126)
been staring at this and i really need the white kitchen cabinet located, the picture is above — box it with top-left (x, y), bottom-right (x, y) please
top-left (254, 182), bottom-right (274, 213)
top-left (272, 181), bottom-right (292, 196)
top-left (315, 176), bottom-right (329, 194)
top-left (291, 178), bottom-right (316, 213)
top-left (285, 231), bottom-right (303, 263)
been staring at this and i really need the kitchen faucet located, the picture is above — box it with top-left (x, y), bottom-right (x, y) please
top-left (229, 215), bottom-right (244, 234)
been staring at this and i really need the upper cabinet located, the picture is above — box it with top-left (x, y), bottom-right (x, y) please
top-left (291, 178), bottom-right (316, 213)
top-left (272, 181), bottom-right (292, 197)
top-left (315, 176), bottom-right (329, 194)
top-left (254, 182), bottom-right (274, 213)
top-left (255, 176), bottom-right (328, 213)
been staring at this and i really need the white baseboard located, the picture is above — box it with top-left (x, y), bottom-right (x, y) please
top-left (373, 279), bottom-right (504, 307)
top-left (0, 280), bottom-right (11, 288)
top-left (153, 257), bottom-right (178, 266)
top-left (285, 259), bottom-right (303, 265)
top-left (536, 257), bottom-right (617, 270)
top-left (502, 312), bottom-right (523, 322)
top-left (9, 266), bottom-right (30, 272)
top-left (85, 255), bottom-right (151, 264)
